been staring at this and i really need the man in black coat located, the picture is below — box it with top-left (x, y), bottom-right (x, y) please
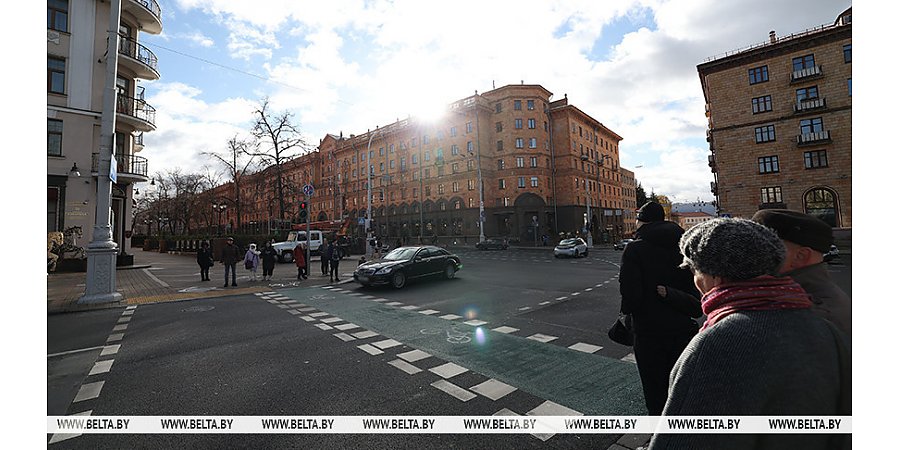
top-left (618, 202), bottom-right (702, 415)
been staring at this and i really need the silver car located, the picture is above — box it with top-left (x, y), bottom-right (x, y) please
top-left (554, 238), bottom-right (589, 258)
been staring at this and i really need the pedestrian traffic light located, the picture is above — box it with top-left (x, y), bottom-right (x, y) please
top-left (299, 201), bottom-right (308, 221)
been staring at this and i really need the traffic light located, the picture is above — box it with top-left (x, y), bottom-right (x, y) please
top-left (299, 201), bottom-right (308, 222)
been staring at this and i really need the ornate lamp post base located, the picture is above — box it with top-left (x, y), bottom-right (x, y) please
top-left (78, 245), bottom-right (124, 304)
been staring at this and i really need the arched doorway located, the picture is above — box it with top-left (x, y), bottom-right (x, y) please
top-left (803, 187), bottom-right (839, 227)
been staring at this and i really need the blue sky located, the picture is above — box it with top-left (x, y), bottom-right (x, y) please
top-left (136, 0), bottom-right (852, 203)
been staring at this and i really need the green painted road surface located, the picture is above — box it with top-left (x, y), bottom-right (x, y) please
top-left (282, 285), bottom-right (647, 416)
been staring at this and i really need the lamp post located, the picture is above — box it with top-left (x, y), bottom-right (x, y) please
top-left (450, 100), bottom-right (486, 243)
top-left (580, 154), bottom-right (593, 248)
top-left (596, 154), bottom-right (615, 244)
top-left (365, 128), bottom-right (384, 258)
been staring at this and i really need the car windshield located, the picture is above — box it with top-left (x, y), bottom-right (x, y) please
top-left (382, 247), bottom-right (418, 261)
top-left (560, 239), bottom-right (580, 245)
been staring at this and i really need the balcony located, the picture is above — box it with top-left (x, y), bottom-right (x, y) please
top-left (92, 153), bottom-right (149, 183)
top-left (791, 65), bottom-right (823, 83)
top-left (794, 97), bottom-right (826, 113)
top-left (133, 132), bottom-right (144, 151)
top-left (123, 0), bottom-right (162, 35)
top-left (116, 92), bottom-right (156, 132)
top-left (797, 130), bottom-right (832, 146)
top-left (118, 37), bottom-right (159, 80)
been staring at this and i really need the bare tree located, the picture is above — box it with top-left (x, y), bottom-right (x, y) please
top-left (248, 97), bottom-right (310, 222)
top-left (203, 135), bottom-right (258, 230)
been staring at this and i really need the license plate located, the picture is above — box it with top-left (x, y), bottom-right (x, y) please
top-left (357, 276), bottom-right (368, 283)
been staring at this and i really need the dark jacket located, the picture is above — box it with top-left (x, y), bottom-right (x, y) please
top-left (260, 246), bottom-right (278, 266)
top-left (197, 247), bottom-right (213, 268)
top-left (651, 310), bottom-right (851, 450)
top-left (786, 263), bottom-right (852, 339)
top-left (619, 221), bottom-right (701, 335)
top-left (221, 243), bottom-right (240, 265)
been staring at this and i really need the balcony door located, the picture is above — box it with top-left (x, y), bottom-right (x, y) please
top-left (804, 187), bottom-right (838, 227)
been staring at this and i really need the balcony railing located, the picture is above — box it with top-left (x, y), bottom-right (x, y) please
top-left (92, 153), bottom-right (149, 178)
top-left (791, 65), bottom-right (823, 82)
top-left (118, 36), bottom-right (159, 77)
top-left (794, 97), bottom-right (827, 112)
top-left (116, 93), bottom-right (156, 128)
top-left (797, 130), bottom-right (832, 145)
top-left (132, 0), bottom-right (161, 22)
top-left (134, 132), bottom-right (144, 149)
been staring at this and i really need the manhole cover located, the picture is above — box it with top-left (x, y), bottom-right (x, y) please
top-left (181, 305), bottom-right (215, 313)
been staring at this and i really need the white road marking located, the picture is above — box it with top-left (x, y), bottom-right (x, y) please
top-left (397, 349), bottom-right (431, 362)
top-left (621, 353), bottom-right (637, 364)
top-left (491, 326), bottom-right (519, 334)
top-left (527, 400), bottom-right (583, 441)
top-left (73, 381), bottom-right (105, 402)
top-left (388, 359), bottom-right (422, 375)
top-left (100, 345), bottom-right (120, 356)
top-left (320, 317), bottom-right (343, 324)
top-left (439, 314), bottom-right (462, 320)
top-left (470, 379), bottom-right (517, 401)
top-left (518, 306), bottom-right (532, 311)
top-left (47, 346), bottom-right (105, 358)
top-left (526, 333), bottom-right (558, 343)
top-left (334, 323), bottom-right (360, 331)
top-left (431, 380), bottom-right (476, 401)
top-left (314, 323), bottom-right (334, 330)
top-left (568, 342), bottom-right (603, 354)
top-left (333, 333), bottom-right (356, 342)
top-left (106, 333), bottom-right (124, 343)
top-left (372, 339), bottom-right (402, 350)
top-left (351, 330), bottom-right (380, 339)
top-left (299, 316), bottom-right (316, 322)
top-left (584, 288), bottom-right (593, 292)
top-left (88, 359), bottom-right (114, 376)
top-left (297, 307), bottom-right (317, 312)
top-left (463, 320), bottom-right (488, 327)
top-left (570, 292), bottom-right (580, 296)
top-left (112, 324), bottom-right (128, 332)
top-left (418, 309), bottom-right (440, 315)
top-left (288, 310), bottom-right (302, 315)
top-left (309, 312), bottom-right (330, 317)
top-left (125, 305), bottom-right (137, 310)
top-left (372, 298), bottom-right (389, 302)
top-left (357, 344), bottom-right (383, 355)
top-left (401, 305), bottom-right (421, 310)
top-left (142, 268), bottom-right (170, 287)
top-left (277, 305), bottom-right (291, 309)
top-left (385, 302), bottom-right (404, 306)
top-left (428, 362), bottom-right (468, 379)
top-left (48, 410), bottom-right (92, 444)
top-left (122, 309), bottom-right (135, 316)
top-left (555, 296), bottom-right (568, 301)
top-left (538, 301), bottom-right (550, 305)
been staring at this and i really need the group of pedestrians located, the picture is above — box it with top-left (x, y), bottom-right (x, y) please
top-left (619, 202), bottom-right (851, 450)
top-left (195, 237), bottom-right (344, 287)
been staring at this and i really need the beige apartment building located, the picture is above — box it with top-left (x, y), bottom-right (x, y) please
top-left (207, 84), bottom-right (628, 245)
top-left (698, 7), bottom-right (851, 228)
top-left (48, 0), bottom-right (162, 265)
top-left (619, 167), bottom-right (637, 238)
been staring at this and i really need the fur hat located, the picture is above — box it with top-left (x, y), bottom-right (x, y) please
top-left (249, 243), bottom-right (257, 250)
top-left (750, 209), bottom-right (833, 253)
top-left (678, 218), bottom-right (785, 281)
top-left (636, 201), bottom-right (665, 222)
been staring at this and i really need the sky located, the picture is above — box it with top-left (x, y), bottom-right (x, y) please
top-left (137, 0), bottom-right (852, 204)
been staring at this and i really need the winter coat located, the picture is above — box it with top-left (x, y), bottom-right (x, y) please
top-left (260, 246), bottom-right (278, 267)
top-left (243, 248), bottom-right (260, 270)
top-left (221, 243), bottom-right (241, 265)
top-left (328, 243), bottom-right (341, 261)
top-left (619, 221), bottom-right (701, 336)
top-left (786, 263), bottom-right (852, 339)
top-left (197, 247), bottom-right (214, 268)
top-left (293, 244), bottom-right (306, 267)
top-left (650, 309), bottom-right (851, 450)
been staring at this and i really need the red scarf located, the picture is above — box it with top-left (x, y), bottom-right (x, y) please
top-left (700, 275), bottom-right (812, 331)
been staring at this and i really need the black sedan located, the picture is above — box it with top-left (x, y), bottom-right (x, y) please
top-left (475, 238), bottom-right (508, 250)
top-left (353, 246), bottom-right (462, 289)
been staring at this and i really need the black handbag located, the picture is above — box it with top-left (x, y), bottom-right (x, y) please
top-left (608, 314), bottom-right (634, 346)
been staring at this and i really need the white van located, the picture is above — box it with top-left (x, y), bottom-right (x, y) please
top-left (273, 230), bottom-right (324, 263)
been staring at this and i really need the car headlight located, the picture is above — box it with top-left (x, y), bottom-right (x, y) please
top-left (374, 266), bottom-right (394, 275)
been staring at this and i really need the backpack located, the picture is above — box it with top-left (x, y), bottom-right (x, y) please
top-left (330, 246), bottom-right (341, 261)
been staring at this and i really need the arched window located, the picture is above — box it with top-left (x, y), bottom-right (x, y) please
top-left (804, 187), bottom-right (838, 227)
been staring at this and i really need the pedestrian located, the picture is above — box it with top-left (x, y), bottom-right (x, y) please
top-left (618, 201), bottom-right (702, 416)
top-left (196, 241), bottom-right (214, 281)
top-left (320, 238), bottom-right (330, 275)
top-left (328, 240), bottom-right (342, 282)
top-left (649, 218), bottom-right (850, 450)
top-left (244, 243), bottom-right (261, 281)
top-left (751, 209), bottom-right (852, 338)
top-left (294, 242), bottom-right (308, 280)
top-left (260, 240), bottom-right (278, 281)
top-left (221, 237), bottom-right (240, 287)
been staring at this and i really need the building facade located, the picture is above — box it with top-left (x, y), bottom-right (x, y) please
top-left (698, 7), bottom-right (851, 228)
top-left (48, 0), bottom-right (162, 260)
top-left (672, 211), bottom-right (715, 230)
top-left (205, 84), bottom-right (626, 245)
top-left (619, 168), bottom-right (637, 238)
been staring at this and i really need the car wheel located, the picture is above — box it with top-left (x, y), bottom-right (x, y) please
top-left (391, 271), bottom-right (407, 289)
top-left (444, 264), bottom-right (456, 280)
top-left (282, 251), bottom-right (294, 263)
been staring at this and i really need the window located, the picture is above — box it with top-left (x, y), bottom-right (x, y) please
top-left (792, 54), bottom-right (815, 72)
top-left (516, 177), bottom-right (525, 188)
top-left (424, 168), bottom-right (430, 178)
top-left (527, 118), bottom-right (536, 129)
top-left (796, 86), bottom-right (819, 102)
top-left (761, 186), bottom-right (783, 204)
top-left (413, 187), bottom-right (417, 198)
top-left (411, 154), bottom-right (418, 164)
top-left (527, 100), bottom-right (535, 110)
top-left (758, 156), bottom-right (779, 174)
top-left (48, 0), bottom-right (68, 32)
top-left (530, 157), bottom-right (537, 168)
top-left (389, 160), bottom-right (395, 169)
top-left (530, 176), bottom-right (539, 188)
top-left (749, 65), bottom-right (768, 84)
top-left (48, 119), bottom-right (63, 156)
top-left (451, 163), bottom-right (458, 173)
top-left (755, 125), bottom-right (776, 143)
top-left (452, 182), bottom-right (459, 192)
top-left (503, 197), bottom-right (510, 207)
top-left (498, 179), bottom-right (506, 189)
top-left (468, 180), bottom-right (475, 190)
top-left (514, 100), bottom-right (522, 110)
top-left (752, 95), bottom-right (772, 114)
top-left (450, 126), bottom-right (457, 137)
top-left (847, 78), bottom-right (852, 96)
top-left (390, 144), bottom-right (395, 153)
top-left (496, 122), bottom-right (502, 132)
top-left (515, 138), bottom-right (524, 149)
top-left (843, 44), bottom-right (851, 63)
top-left (451, 144), bottom-right (459, 156)
top-left (48, 56), bottom-right (65, 94)
top-left (515, 119), bottom-right (523, 129)
top-left (400, 157), bottom-right (406, 170)
top-left (436, 148), bottom-right (444, 160)
top-left (467, 160), bottom-right (475, 171)
top-left (466, 141), bottom-right (473, 153)
top-left (438, 184), bottom-right (445, 195)
top-left (466, 122), bottom-right (473, 133)
top-left (379, 147), bottom-right (385, 156)
top-left (425, 186), bottom-right (431, 196)
top-left (800, 117), bottom-right (824, 135)
top-left (516, 157), bottom-right (524, 168)
top-left (496, 103), bottom-right (502, 113)
top-left (529, 138), bottom-right (537, 149)
top-left (424, 151), bottom-right (430, 162)
top-left (497, 159), bottom-right (505, 170)
top-left (361, 152), bottom-right (366, 162)
top-left (804, 150), bottom-right (828, 169)
top-left (496, 140), bottom-right (503, 151)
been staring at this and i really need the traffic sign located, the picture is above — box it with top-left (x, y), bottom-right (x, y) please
top-left (303, 184), bottom-right (315, 197)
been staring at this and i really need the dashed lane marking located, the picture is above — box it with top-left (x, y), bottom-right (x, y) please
top-left (357, 344), bottom-right (384, 355)
top-left (314, 323), bottom-right (334, 330)
top-left (526, 334), bottom-right (558, 343)
top-left (419, 309), bottom-right (440, 315)
top-left (334, 323), bottom-right (360, 331)
top-left (431, 380), bottom-right (476, 402)
top-left (351, 330), bottom-right (380, 339)
top-left (463, 320), bottom-right (488, 327)
top-left (388, 359), bottom-right (423, 375)
top-left (429, 362), bottom-right (468, 379)
top-left (491, 326), bottom-right (519, 334)
top-left (439, 314), bottom-right (462, 320)
top-left (568, 343), bottom-right (603, 354)
top-left (470, 379), bottom-right (518, 401)
top-left (397, 349), bottom-right (431, 362)
top-left (100, 344), bottom-right (120, 356)
top-left (372, 339), bottom-right (403, 350)
top-left (73, 381), bottom-right (105, 403)
top-left (88, 360), bottom-right (114, 376)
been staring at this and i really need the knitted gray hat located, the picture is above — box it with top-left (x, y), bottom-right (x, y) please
top-left (678, 218), bottom-right (786, 280)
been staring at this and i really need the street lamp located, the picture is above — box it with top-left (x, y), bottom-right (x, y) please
top-left (579, 154), bottom-right (593, 248)
top-left (212, 201), bottom-right (227, 236)
top-left (365, 128), bottom-right (385, 258)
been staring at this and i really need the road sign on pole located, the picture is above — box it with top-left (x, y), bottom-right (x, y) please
top-left (303, 184), bottom-right (315, 197)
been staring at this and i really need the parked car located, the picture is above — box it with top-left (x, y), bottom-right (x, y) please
top-left (475, 238), bottom-right (508, 250)
top-left (613, 239), bottom-right (634, 251)
top-left (353, 246), bottom-right (462, 289)
top-left (824, 244), bottom-right (839, 262)
top-left (554, 238), bottom-right (589, 258)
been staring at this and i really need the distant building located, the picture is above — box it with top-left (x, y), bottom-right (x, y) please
top-left (672, 211), bottom-right (715, 230)
top-left (620, 168), bottom-right (637, 238)
top-left (48, 0), bottom-right (163, 260)
top-left (697, 7), bottom-right (851, 228)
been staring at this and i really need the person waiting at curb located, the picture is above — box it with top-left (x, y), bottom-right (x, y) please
top-left (221, 237), bottom-right (240, 287)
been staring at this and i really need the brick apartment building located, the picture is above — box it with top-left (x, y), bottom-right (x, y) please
top-left (698, 7), bottom-right (851, 228)
top-left (205, 84), bottom-right (628, 244)
top-left (619, 167), bottom-right (637, 238)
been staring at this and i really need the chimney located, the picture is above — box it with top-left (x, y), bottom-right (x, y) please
top-left (769, 30), bottom-right (776, 43)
